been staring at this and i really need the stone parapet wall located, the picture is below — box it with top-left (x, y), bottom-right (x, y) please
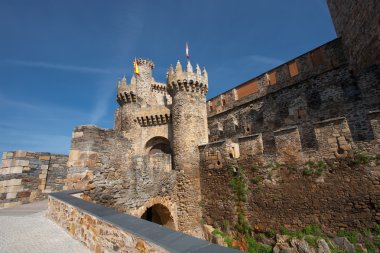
top-left (48, 190), bottom-right (240, 253)
top-left (201, 116), bottom-right (380, 167)
top-left (0, 151), bottom-right (68, 208)
top-left (48, 194), bottom-right (168, 253)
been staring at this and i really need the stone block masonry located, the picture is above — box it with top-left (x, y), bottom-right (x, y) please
top-left (48, 190), bottom-right (240, 253)
top-left (199, 113), bottom-right (380, 233)
top-left (0, 151), bottom-right (68, 208)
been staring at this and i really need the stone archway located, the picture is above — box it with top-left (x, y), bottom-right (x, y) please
top-left (145, 137), bottom-right (172, 172)
top-left (140, 203), bottom-right (175, 229)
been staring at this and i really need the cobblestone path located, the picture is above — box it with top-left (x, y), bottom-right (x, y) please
top-left (0, 200), bottom-right (90, 253)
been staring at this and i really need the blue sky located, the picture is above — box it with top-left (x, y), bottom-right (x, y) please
top-left (0, 0), bottom-right (336, 155)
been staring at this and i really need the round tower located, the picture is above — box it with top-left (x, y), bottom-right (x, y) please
top-left (167, 60), bottom-right (209, 236)
top-left (115, 74), bottom-right (140, 132)
top-left (135, 59), bottom-right (156, 104)
top-left (114, 59), bottom-right (157, 131)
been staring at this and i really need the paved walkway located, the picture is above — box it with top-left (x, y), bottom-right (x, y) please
top-left (0, 200), bottom-right (90, 253)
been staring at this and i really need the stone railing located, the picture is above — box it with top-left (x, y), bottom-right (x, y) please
top-left (48, 190), bottom-right (241, 253)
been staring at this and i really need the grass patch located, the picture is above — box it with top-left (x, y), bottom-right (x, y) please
top-left (246, 236), bottom-right (272, 253)
top-left (303, 161), bottom-right (325, 176)
top-left (336, 229), bottom-right (360, 244)
top-left (375, 154), bottom-right (380, 166)
top-left (265, 229), bottom-right (276, 238)
top-left (353, 153), bottom-right (371, 165)
top-left (212, 229), bottom-right (233, 247)
top-left (365, 240), bottom-right (375, 253)
top-left (303, 224), bottom-right (322, 236)
top-left (304, 235), bottom-right (317, 248)
top-left (303, 168), bottom-right (313, 176)
top-left (251, 176), bottom-right (263, 185)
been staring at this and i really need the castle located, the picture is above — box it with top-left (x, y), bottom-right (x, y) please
top-left (1, 0), bottom-right (380, 244)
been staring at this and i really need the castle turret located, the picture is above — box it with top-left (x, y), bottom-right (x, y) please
top-left (167, 60), bottom-right (208, 236)
top-left (115, 74), bottom-right (140, 132)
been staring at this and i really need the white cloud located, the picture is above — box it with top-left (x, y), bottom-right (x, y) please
top-left (244, 54), bottom-right (284, 66)
top-left (1, 59), bottom-right (117, 74)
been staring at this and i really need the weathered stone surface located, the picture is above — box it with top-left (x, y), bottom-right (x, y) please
top-left (0, 151), bottom-right (68, 208)
top-left (290, 238), bottom-right (314, 253)
top-left (333, 237), bottom-right (355, 253)
top-left (48, 197), bottom-right (168, 253)
top-left (317, 239), bottom-right (330, 253)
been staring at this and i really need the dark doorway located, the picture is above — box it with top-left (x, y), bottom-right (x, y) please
top-left (140, 204), bottom-right (175, 229)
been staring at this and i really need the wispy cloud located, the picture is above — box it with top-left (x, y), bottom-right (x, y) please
top-left (89, 78), bottom-right (116, 125)
top-left (1, 59), bottom-right (118, 74)
top-left (0, 93), bottom-right (87, 118)
top-left (244, 54), bottom-right (284, 66)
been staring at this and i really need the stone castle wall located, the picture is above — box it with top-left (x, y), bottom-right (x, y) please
top-left (327, 0), bottom-right (380, 74)
top-left (0, 151), bottom-right (68, 208)
top-left (207, 41), bottom-right (380, 151)
top-left (199, 113), bottom-right (380, 232)
top-left (65, 123), bottom-right (179, 229)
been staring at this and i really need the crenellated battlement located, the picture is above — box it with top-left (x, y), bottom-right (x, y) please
top-left (116, 75), bottom-right (137, 105)
top-left (135, 106), bottom-right (171, 127)
top-left (137, 58), bottom-right (155, 69)
top-left (151, 83), bottom-right (167, 94)
top-left (166, 60), bottom-right (208, 96)
top-left (200, 115), bottom-right (380, 167)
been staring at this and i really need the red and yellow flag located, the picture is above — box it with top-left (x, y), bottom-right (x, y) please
top-left (134, 58), bottom-right (139, 75)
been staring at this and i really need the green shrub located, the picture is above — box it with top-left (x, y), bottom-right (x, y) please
top-left (236, 212), bottom-right (251, 236)
top-left (265, 229), bottom-right (276, 238)
top-left (375, 154), bottom-right (380, 166)
top-left (257, 233), bottom-right (265, 240)
top-left (222, 220), bottom-right (229, 232)
top-left (317, 161), bottom-right (326, 169)
top-left (353, 153), bottom-right (370, 165)
top-left (304, 235), bottom-right (317, 247)
top-left (303, 224), bottom-right (321, 236)
top-left (280, 227), bottom-right (291, 235)
top-left (303, 168), bottom-right (313, 176)
top-left (336, 230), bottom-right (360, 244)
top-left (246, 236), bottom-right (272, 253)
top-left (212, 229), bottom-right (224, 237)
top-left (224, 236), bottom-right (233, 247)
top-left (373, 224), bottom-right (380, 235)
top-left (365, 240), bottom-right (375, 253)
top-left (374, 236), bottom-right (380, 248)
top-left (230, 176), bottom-right (247, 202)
top-left (316, 167), bottom-right (324, 176)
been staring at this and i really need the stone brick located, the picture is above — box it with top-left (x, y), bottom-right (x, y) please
top-left (14, 151), bottom-right (27, 158)
top-left (39, 156), bottom-right (50, 161)
top-left (6, 192), bottom-right (17, 199)
top-left (6, 185), bottom-right (23, 193)
top-left (9, 166), bottom-right (23, 174)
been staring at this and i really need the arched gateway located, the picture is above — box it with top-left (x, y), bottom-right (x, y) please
top-left (140, 203), bottom-right (175, 229)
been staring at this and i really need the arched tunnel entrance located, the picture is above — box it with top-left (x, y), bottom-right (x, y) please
top-left (140, 204), bottom-right (175, 229)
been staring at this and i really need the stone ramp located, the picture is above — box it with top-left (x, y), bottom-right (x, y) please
top-left (0, 200), bottom-right (90, 253)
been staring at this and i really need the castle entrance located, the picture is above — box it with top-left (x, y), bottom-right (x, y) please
top-left (140, 204), bottom-right (175, 229)
top-left (145, 137), bottom-right (172, 172)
